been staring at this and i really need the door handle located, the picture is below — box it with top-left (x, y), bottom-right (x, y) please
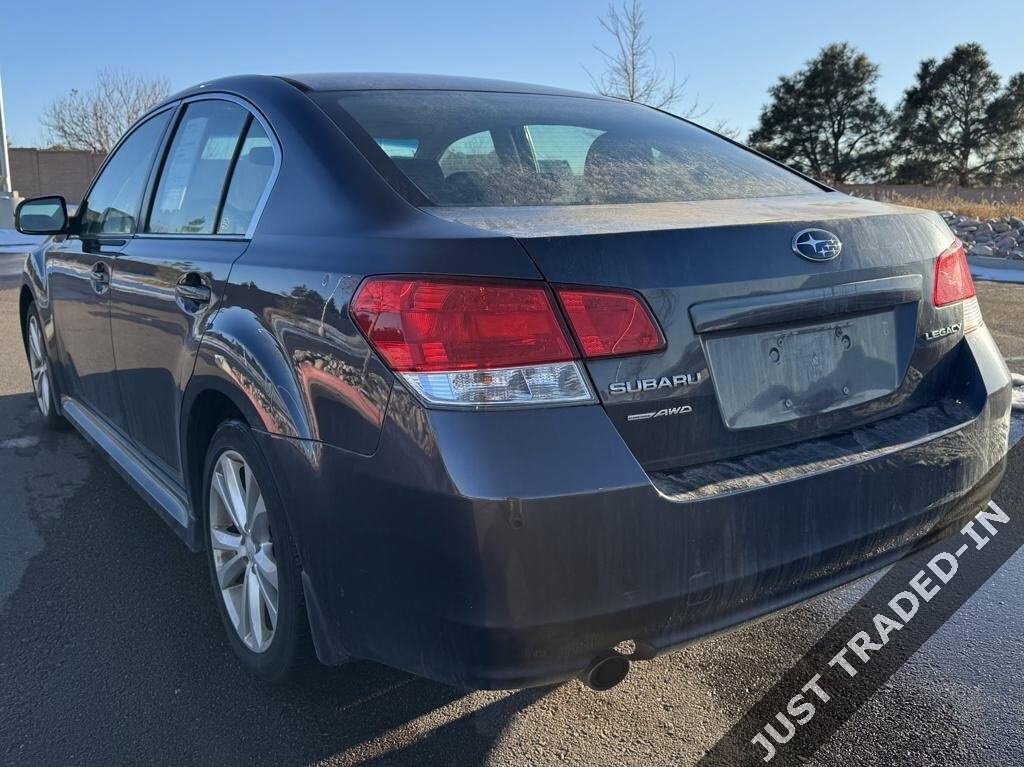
top-left (175, 276), bottom-right (212, 305)
top-left (89, 262), bottom-right (110, 289)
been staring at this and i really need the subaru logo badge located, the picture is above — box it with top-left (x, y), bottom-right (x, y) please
top-left (792, 228), bottom-right (842, 262)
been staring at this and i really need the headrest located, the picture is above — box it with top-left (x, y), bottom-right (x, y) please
top-left (583, 133), bottom-right (655, 178)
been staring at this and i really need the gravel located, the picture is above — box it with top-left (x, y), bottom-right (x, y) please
top-left (942, 211), bottom-right (1024, 260)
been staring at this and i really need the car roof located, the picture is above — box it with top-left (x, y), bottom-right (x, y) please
top-left (157, 73), bottom-right (614, 135)
top-left (277, 72), bottom-right (608, 99)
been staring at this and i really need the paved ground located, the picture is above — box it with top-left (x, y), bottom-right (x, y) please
top-left (0, 260), bottom-right (1022, 766)
top-left (972, 281), bottom-right (1024, 373)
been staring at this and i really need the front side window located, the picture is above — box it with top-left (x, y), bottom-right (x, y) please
top-left (80, 110), bottom-right (172, 236)
top-left (315, 90), bottom-right (822, 207)
top-left (148, 101), bottom-right (251, 234)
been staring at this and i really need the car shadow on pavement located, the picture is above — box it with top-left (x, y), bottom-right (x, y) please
top-left (0, 390), bottom-right (554, 767)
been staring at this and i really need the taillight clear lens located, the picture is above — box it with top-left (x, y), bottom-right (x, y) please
top-left (934, 240), bottom-right (976, 307)
top-left (962, 296), bottom-right (984, 332)
top-left (556, 287), bottom-right (665, 358)
top-left (350, 277), bottom-right (593, 406)
top-left (402, 362), bottom-right (591, 406)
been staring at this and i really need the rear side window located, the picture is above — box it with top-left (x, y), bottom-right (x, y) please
top-left (217, 120), bottom-right (275, 235)
top-left (80, 110), bottom-right (172, 236)
top-left (148, 101), bottom-right (250, 234)
top-left (315, 90), bottom-right (821, 207)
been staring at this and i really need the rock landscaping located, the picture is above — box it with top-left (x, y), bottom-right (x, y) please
top-left (942, 211), bottom-right (1024, 260)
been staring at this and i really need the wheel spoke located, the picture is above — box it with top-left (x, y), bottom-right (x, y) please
top-left (237, 572), bottom-right (251, 641)
top-left (212, 467), bottom-right (245, 532)
top-left (39, 373), bottom-right (50, 414)
top-left (244, 471), bottom-right (261, 519)
top-left (211, 527), bottom-right (244, 552)
top-left (29, 321), bottom-right (43, 362)
top-left (253, 551), bottom-right (278, 628)
top-left (246, 564), bottom-right (266, 648)
top-left (211, 472), bottom-right (233, 524)
top-left (221, 457), bottom-right (249, 531)
top-left (208, 450), bottom-right (278, 654)
top-left (216, 551), bottom-right (247, 589)
top-left (253, 546), bottom-right (278, 591)
top-left (250, 494), bottom-right (268, 541)
top-left (222, 581), bottom-right (246, 639)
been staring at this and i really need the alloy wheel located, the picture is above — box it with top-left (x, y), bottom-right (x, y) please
top-left (208, 450), bottom-right (279, 653)
top-left (27, 315), bottom-right (51, 417)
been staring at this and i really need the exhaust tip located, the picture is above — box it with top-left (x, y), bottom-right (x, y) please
top-left (581, 651), bottom-right (630, 692)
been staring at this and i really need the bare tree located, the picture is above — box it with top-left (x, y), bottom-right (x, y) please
top-left (587, 0), bottom-right (703, 115)
top-left (41, 69), bottom-right (171, 153)
top-left (710, 119), bottom-right (741, 140)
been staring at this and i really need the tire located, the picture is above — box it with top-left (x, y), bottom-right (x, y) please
top-left (23, 301), bottom-right (66, 430)
top-left (201, 420), bottom-right (312, 681)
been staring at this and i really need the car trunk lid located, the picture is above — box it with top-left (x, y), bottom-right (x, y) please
top-left (426, 193), bottom-right (963, 471)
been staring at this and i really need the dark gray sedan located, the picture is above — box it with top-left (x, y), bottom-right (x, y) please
top-left (14, 73), bottom-right (1012, 691)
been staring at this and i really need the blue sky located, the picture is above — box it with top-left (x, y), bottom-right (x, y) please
top-left (1, 0), bottom-right (1022, 146)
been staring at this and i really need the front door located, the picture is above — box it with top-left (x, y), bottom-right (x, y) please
top-left (109, 99), bottom-right (275, 479)
top-left (46, 109), bottom-right (173, 429)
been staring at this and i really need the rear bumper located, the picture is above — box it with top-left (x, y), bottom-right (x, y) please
top-left (258, 329), bottom-right (1013, 689)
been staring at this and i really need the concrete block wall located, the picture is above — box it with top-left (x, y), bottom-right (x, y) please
top-left (8, 148), bottom-right (106, 204)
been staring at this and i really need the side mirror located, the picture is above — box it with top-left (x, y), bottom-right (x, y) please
top-left (15, 195), bottom-right (70, 236)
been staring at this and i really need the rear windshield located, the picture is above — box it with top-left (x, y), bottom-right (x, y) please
top-left (314, 90), bottom-right (822, 207)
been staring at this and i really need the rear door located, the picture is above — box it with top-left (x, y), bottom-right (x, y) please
top-left (109, 97), bottom-right (276, 479)
top-left (46, 108), bottom-right (173, 430)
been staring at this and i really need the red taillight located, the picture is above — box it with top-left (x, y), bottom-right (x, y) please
top-left (556, 287), bottom-right (665, 358)
top-left (350, 277), bottom-right (575, 372)
top-left (934, 240), bottom-right (976, 307)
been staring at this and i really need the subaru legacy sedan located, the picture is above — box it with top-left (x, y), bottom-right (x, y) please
top-left (16, 74), bottom-right (1011, 691)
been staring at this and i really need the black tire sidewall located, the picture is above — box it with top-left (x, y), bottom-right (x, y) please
top-left (201, 420), bottom-right (308, 681)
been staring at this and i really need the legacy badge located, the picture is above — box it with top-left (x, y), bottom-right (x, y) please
top-left (923, 323), bottom-right (961, 342)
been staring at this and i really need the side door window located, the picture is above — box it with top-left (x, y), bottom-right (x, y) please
top-left (79, 110), bottom-right (173, 237)
top-left (147, 101), bottom-right (251, 234)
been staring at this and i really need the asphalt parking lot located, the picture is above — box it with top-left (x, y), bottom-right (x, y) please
top-left (0, 260), bottom-right (1022, 766)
